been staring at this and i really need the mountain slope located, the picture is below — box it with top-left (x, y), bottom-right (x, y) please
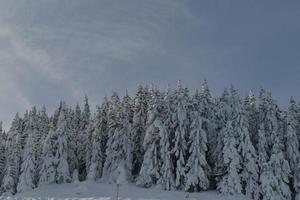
top-left (2, 181), bottom-right (249, 200)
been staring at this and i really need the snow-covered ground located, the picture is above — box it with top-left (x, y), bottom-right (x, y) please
top-left (2, 181), bottom-right (249, 200)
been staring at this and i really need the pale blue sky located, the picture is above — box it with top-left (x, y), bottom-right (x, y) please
top-left (0, 0), bottom-right (300, 129)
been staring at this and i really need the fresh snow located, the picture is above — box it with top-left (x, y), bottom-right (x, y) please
top-left (6, 181), bottom-right (249, 200)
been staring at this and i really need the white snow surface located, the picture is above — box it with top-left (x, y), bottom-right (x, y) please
top-left (2, 181), bottom-right (249, 200)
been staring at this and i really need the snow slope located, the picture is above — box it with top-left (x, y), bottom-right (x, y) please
top-left (2, 181), bottom-right (249, 200)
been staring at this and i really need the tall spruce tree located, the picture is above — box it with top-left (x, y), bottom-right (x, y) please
top-left (0, 122), bottom-right (6, 185)
top-left (1, 114), bottom-right (23, 194)
top-left (122, 91), bottom-right (134, 180)
top-left (131, 85), bottom-right (148, 177)
top-left (244, 91), bottom-right (258, 147)
top-left (87, 105), bottom-right (107, 181)
top-left (66, 108), bottom-right (78, 181)
top-left (34, 106), bottom-right (50, 184)
top-left (286, 97), bottom-right (300, 198)
top-left (212, 88), bottom-right (231, 178)
top-left (158, 87), bottom-right (175, 191)
top-left (260, 143), bottom-right (291, 200)
top-left (17, 132), bottom-right (35, 192)
top-left (185, 94), bottom-right (210, 192)
top-left (237, 107), bottom-right (259, 199)
top-left (172, 81), bottom-right (189, 190)
top-left (217, 120), bottom-right (242, 195)
top-left (137, 86), bottom-right (163, 187)
top-left (54, 103), bottom-right (71, 184)
top-left (103, 92), bottom-right (130, 182)
top-left (78, 95), bottom-right (91, 180)
top-left (39, 125), bottom-right (56, 186)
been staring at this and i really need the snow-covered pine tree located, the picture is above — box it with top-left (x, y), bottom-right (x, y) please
top-left (257, 124), bottom-right (268, 166)
top-left (86, 105), bottom-right (106, 181)
top-left (20, 110), bottom-right (30, 150)
top-left (85, 115), bottom-right (95, 179)
top-left (198, 80), bottom-right (213, 120)
top-left (65, 108), bottom-right (78, 181)
top-left (185, 93), bottom-right (210, 192)
top-left (297, 102), bottom-right (300, 145)
top-left (216, 87), bottom-right (243, 194)
top-left (1, 113), bottom-right (23, 194)
top-left (78, 95), bottom-right (91, 181)
top-left (131, 85), bottom-right (148, 177)
top-left (122, 91), bottom-right (134, 180)
top-left (257, 89), bottom-right (292, 199)
top-left (217, 120), bottom-right (242, 195)
top-left (137, 86), bottom-right (163, 187)
top-left (73, 104), bottom-right (82, 178)
top-left (197, 81), bottom-right (216, 174)
top-left (17, 132), bottom-right (35, 192)
top-left (123, 90), bottom-right (134, 124)
top-left (212, 88), bottom-right (231, 179)
top-left (295, 166), bottom-right (300, 200)
top-left (244, 91), bottom-right (258, 147)
top-left (259, 162), bottom-right (276, 200)
top-left (258, 89), bottom-right (279, 157)
top-left (158, 87), bottom-right (175, 191)
top-left (103, 92), bottom-right (130, 183)
top-left (236, 107), bottom-right (259, 199)
top-left (286, 97), bottom-right (300, 198)
top-left (98, 98), bottom-right (109, 178)
top-left (39, 125), bottom-right (56, 185)
top-left (33, 107), bottom-right (49, 184)
top-left (172, 81), bottom-right (189, 190)
top-left (37, 106), bottom-right (50, 144)
top-left (198, 81), bottom-right (215, 146)
top-left (51, 102), bottom-right (66, 130)
top-left (54, 103), bottom-right (71, 184)
top-left (0, 122), bottom-right (6, 185)
top-left (260, 142), bottom-right (291, 200)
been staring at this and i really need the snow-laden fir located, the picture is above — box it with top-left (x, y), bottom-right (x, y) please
top-left (0, 80), bottom-right (299, 200)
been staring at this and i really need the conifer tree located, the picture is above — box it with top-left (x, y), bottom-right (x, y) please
top-left (17, 133), bottom-right (35, 192)
top-left (185, 96), bottom-right (209, 192)
top-left (158, 87), bottom-right (175, 191)
top-left (74, 104), bottom-right (82, 177)
top-left (237, 108), bottom-right (259, 199)
top-left (197, 81), bottom-right (216, 174)
top-left (54, 103), bottom-right (71, 184)
top-left (122, 92), bottom-right (134, 180)
top-left (87, 106), bottom-right (105, 181)
top-left (244, 91), bottom-right (258, 146)
top-left (1, 114), bottom-right (23, 194)
top-left (172, 81), bottom-right (189, 190)
top-left (131, 85), bottom-right (148, 177)
top-left (212, 88), bottom-right (231, 177)
top-left (33, 107), bottom-right (50, 184)
top-left (78, 96), bottom-right (91, 180)
top-left (104, 92), bottom-right (130, 182)
top-left (85, 116), bottom-right (95, 178)
top-left (260, 143), bottom-right (291, 200)
top-left (0, 122), bottom-right (6, 185)
top-left (39, 126), bottom-right (56, 185)
top-left (65, 108), bottom-right (78, 181)
top-left (257, 124), bottom-right (268, 165)
top-left (217, 120), bottom-right (242, 195)
top-left (258, 89), bottom-right (279, 157)
top-left (137, 87), bottom-right (163, 187)
top-left (286, 97), bottom-right (300, 198)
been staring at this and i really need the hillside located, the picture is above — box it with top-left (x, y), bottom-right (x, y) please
top-left (6, 181), bottom-right (248, 200)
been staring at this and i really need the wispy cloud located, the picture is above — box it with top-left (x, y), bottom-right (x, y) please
top-left (1, 0), bottom-right (298, 130)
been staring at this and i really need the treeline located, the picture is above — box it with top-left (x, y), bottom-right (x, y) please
top-left (0, 81), bottom-right (299, 200)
